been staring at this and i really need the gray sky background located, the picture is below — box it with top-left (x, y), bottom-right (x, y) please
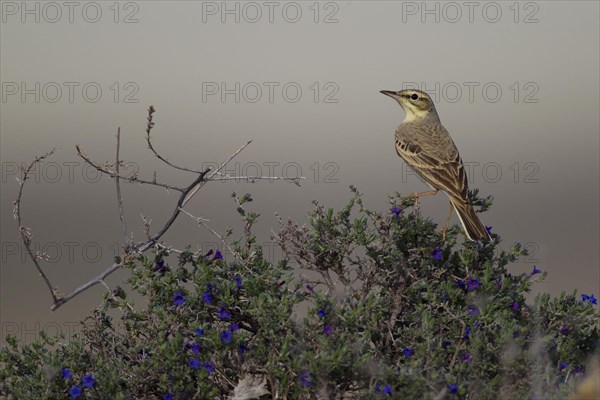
top-left (1, 1), bottom-right (599, 343)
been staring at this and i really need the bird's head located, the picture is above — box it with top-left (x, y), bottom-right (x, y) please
top-left (380, 89), bottom-right (438, 122)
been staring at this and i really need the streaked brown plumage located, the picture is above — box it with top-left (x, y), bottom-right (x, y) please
top-left (381, 89), bottom-right (490, 242)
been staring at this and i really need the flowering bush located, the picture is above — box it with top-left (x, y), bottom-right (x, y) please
top-left (1, 189), bottom-right (598, 399)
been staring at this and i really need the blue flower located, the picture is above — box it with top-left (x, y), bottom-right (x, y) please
top-left (581, 294), bottom-right (598, 305)
top-left (188, 358), bottom-right (201, 369)
top-left (220, 330), bottom-right (233, 344)
top-left (559, 325), bottom-right (569, 335)
top-left (323, 325), bottom-right (333, 336)
top-left (195, 328), bottom-right (204, 336)
top-left (485, 226), bottom-right (492, 235)
top-left (233, 276), bottom-right (243, 290)
top-left (298, 372), bottom-right (312, 388)
top-left (463, 326), bottom-right (471, 341)
top-left (403, 348), bottom-right (414, 358)
top-left (82, 374), bottom-right (95, 388)
top-left (202, 290), bottom-right (213, 305)
top-left (531, 265), bottom-right (542, 276)
top-left (212, 249), bottom-right (223, 261)
top-left (173, 291), bottom-right (186, 306)
top-left (559, 361), bottom-right (569, 371)
top-left (457, 280), bottom-right (466, 290)
top-left (62, 367), bottom-right (72, 380)
top-left (69, 385), bottom-right (82, 399)
top-left (190, 343), bottom-right (201, 355)
top-left (374, 383), bottom-right (392, 395)
top-left (391, 206), bottom-right (403, 216)
top-left (204, 361), bottom-right (215, 374)
top-left (217, 306), bottom-right (231, 320)
top-left (467, 305), bottom-right (480, 316)
top-left (461, 353), bottom-right (472, 364)
top-left (229, 323), bottom-right (240, 331)
top-left (238, 342), bottom-right (248, 355)
top-left (317, 308), bottom-right (327, 318)
top-left (432, 247), bottom-right (443, 261)
top-left (442, 340), bottom-right (451, 350)
top-left (162, 394), bottom-right (173, 400)
top-left (467, 277), bottom-right (480, 291)
top-left (448, 384), bottom-right (459, 394)
top-left (154, 259), bottom-right (166, 271)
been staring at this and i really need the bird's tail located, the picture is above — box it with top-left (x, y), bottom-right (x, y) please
top-left (449, 197), bottom-right (490, 243)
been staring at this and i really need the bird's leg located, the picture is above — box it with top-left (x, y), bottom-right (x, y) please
top-left (410, 189), bottom-right (438, 211)
top-left (440, 202), bottom-right (454, 242)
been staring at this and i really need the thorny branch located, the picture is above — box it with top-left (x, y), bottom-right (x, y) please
top-left (15, 106), bottom-right (304, 311)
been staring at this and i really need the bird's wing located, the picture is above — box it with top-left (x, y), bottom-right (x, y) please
top-left (395, 124), bottom-right (469, 201)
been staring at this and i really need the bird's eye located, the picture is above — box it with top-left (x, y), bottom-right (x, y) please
top-left (410, 93), bottom-right (419, 100)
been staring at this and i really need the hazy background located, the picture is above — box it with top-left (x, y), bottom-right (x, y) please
top-left (1, 1), bottom-right (598, 343)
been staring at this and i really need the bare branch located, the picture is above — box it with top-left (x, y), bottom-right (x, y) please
top-left (179, 208), bottom-right (240, 261)
top-left (76, 144), bottom-right (185, 192)
top-left (182, 140), bottom-right (253, 206)
top-left (206, 175), bottom-right (304, 186)
top-left (145, 105), bottom-right (206, 174)
top-left (13, 148), bottom-right (60, 304)
top-left (51, 167), bottom-right (211, 311)
top-left (114, 127), bottom-right (130, 244)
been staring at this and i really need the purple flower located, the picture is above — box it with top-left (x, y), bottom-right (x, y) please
top-left (559, 361), bottom-right (569, 371)
top-left (212, 249), bottom-right (223, 261)
top-left (374, 383), bottom-right (393, 395)
top-left (69, 385), bottom-right (82, 399)
top-left (204, 249), bottom-right (214, 258)
top-left (229, 323), bottom-right (240, 331)
top-left (82, 374), bottom-right (95, 388)
top-left (62, 368), bottom-right (72, 380)
top-left (195, 328), bottom-right (204, 336)
top-left (233, 276), bottom-right (243, 290)
top-left (173, 291), bottom-right (186, 306)
top-left (432, 247), bottom-right (443, 261)
top-left (403, 347), bottom-right (414, 358)
top-left (461, 353), bottom-right (472, 364)
top-left (485, 226), bottom-right (492, 235)
top-left (559, 325), bottom-right (569, 335)
top-left (391, 206), bottom-right (403, 216)
top-left (531, 265), bottom-right (542, 276)
top-left (467, 305), bottom-right (480, 316)
top-left (448, 384), bottom-right (459, 394)
top-left (220, 330), bottom-right (233, 344)
top-left (463, 326), bottom-right (471, 341)
top-left (154, 259), bottom-right (165, 271)
top-left (217, 306), bottom-right (231, 320)
top-left (467, 277), bottom-right (480, 291)
top-left (190, 343), bottom-right (201, 355)
top-left (188, 358), bottom-right (201, 369)
top-left (581, 294), bottom-right (598, 305)
top-left (204, 361), bottom-right (215, 374)
top-left (323, 325), bottom-right (333, 336)
top-left (162, 394), bottom-right (173, 400)
top-left (442, 340), bottom-right (451, 350)
top-left (202, 290), bottom-right (213, 305)
top-left (317, 308), bottom-right (327, 318)
top-left (510, 301), bottom-right (520, 311)
top-left (238, 342), bottom-right (248, 355)
top-left (298, 372), bottom-right (312, 388)
top-left (306, 284), bottom-right (314, 293)
top-left (457, 280), bottom-right (466, 290)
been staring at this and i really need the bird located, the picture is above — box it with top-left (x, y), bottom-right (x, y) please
top-left (380, 89), bottom-right (490, 242)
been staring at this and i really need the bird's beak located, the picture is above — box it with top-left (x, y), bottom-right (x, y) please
top-left (380, 90), bottom-right (400, 100)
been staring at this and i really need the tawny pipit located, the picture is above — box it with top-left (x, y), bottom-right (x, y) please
top-left (380, 89), bottom-right (490, 242)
